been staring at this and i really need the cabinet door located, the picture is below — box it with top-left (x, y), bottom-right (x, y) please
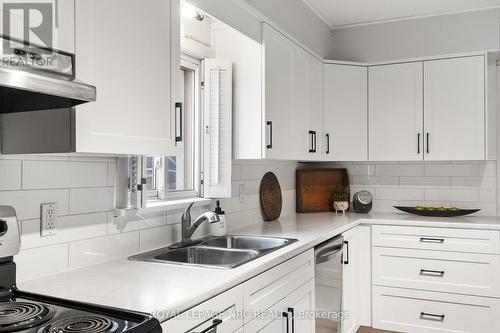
top-left (262, 24), bottom-right (305, 160)
top-left (74, 0), bottom-right (175, 155)
top-left (304, 53), bottom-right (324, 161)
top-left (424, 56), bottom-right (485, 160)
top-left (369, 62), bottom-right (423, 161)
top-left (342, 229), bottom-right (358, 333)
top-left (244, 279), bottom-right (315, 333)
top-left (288, 279), bottom-right (316, 333)
top-left (324, 64), bottom-right (367, 161)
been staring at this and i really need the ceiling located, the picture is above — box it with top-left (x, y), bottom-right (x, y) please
top-left (303, 0), bottom-right (500, 29)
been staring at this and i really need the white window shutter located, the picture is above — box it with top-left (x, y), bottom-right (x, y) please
top-left (203, 59), bottom-right (232, 198)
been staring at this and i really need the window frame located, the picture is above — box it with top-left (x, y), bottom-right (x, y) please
top-left (145, 55), bottom-right (203, 203)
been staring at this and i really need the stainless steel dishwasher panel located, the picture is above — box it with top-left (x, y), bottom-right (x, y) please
top-left (315, 235), bottom-right (344, 333)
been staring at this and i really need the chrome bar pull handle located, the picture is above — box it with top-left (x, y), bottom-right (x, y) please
top-left (420, 312), bottom-right (445, 322)
top-left (420, 237), bottom-right (444, 244)
top-left (420, 269), bottom-right (445, 277)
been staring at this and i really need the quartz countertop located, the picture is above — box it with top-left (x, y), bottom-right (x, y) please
top-left (18, 212), bottom-right (500, 322)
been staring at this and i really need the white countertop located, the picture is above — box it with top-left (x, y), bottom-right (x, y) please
top-left (18, 212), bottom-right (500, 322)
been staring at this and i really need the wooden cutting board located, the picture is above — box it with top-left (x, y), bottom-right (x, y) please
top-left (296, 168), bottom-right (350, 213)
top-left (259, 172), bottom-right (282, 221)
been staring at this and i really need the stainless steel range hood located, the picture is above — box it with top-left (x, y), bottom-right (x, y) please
top-left (0, 37), bottom-right (96, 154)
top-left (0, 37), bottom-right (96, 113)
top-left (0, 66), bottom-right (96, 113)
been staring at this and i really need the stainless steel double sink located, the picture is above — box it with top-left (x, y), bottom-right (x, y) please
top-left (129, 235), bottom-right (297, 269)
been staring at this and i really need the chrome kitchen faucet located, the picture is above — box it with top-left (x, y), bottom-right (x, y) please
top-left (169, 202), bottom-right (220, 249)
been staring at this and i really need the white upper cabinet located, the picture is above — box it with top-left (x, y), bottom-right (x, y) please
top-left (323, 64), bottom-right (367, 161)
top-left (369, 62), bottom-right (424, 161)
top-left (74, 0), bottom-right (177, 155)
top-left (262, 23), bottom-right (294, 159)
top-left (424, 56), bottom-right (485, 161)
top-left (304, 52), bottom-right (324, 161)
top-left (262, 23), bottom-right (323, 160)
top-left (262, 23), bottom-right (308, 160)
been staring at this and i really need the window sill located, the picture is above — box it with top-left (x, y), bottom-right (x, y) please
top-left (113, 197), bottom-right (213, 217)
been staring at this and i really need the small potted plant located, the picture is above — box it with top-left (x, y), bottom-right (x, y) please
top-left (332, 184), bottom-right (350, 214)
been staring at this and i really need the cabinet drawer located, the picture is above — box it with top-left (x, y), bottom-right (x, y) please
top-left (161, 285), bottom-right (243, 333)
top-left (372, 247), bottom-right (500, 297)
top-left (243, 249), bottom-right (314, 323)
top-left (372, 225), bottom-right (500, 254)
top-left (373, 286), bottom-right (500, 333)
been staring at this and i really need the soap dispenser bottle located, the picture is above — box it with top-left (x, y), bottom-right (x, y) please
top-left (211, 200), bottom-right (226, 236)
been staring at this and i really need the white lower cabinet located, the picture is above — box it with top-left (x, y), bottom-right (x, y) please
top-left (162, 249), bottom-right (315, 333)
top-left (160, 285), bottom-right (244, 332)
top-left (342, 229), bottom-right (359, 333)
top-left (372, 247), bottom-right (500, 297)
top-left (372, 286), bottom-right (500, 333)
top-left (372, 225), bottom-right (500, 333)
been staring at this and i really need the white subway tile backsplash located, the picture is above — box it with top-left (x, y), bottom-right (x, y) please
top-left (21, 213), bottom-right (108, 250)
top-left (479, 189), bottom-right (497, 203)
top-left (425, 163), bottom-right (478, 177)
top-left (240, 194), bottom-right (260, 212)
top-left (139, 225), bottom-right (173, 252)
top-left (400, 176), bottom-right (451, 187)
top-left (109, 211), bottom-right (167, 234)
top-left (0, 189), bottom-right (69, 220)
top-left (231, 164), bottom-right (242, 180)
top-left (333, 161), bottom-right (497, 216)
top-left (425, 188), bottom-right (479, 202)
top-left (0, 156), bottom-right (297, 280)
top-left (340, 164), bottom-right (375, 176)
top-left (69, 187), bottom-right (114, 214)
top-left (376, 187), bottom-right (425, 201)
top-left (22, 161), bottom-right (108, 189)
top-left (452, 176), bottom-right (497, 189)
top-left (0, 160), bottom-right (21, 190)
top-left (376, 164), bottom-right (424, 177)
top-left (68, 232), bottom-right (139, 269)
top-left (352, 176), bottom-right (399, 186)
top-left (15, 243), bottom-right (69, 282)
top-left (372, 199), bottom-right (399, 213)
top-left (478, 162), bottom-right (497, 177)
top-left (107, 163), bottom-right (117, 186)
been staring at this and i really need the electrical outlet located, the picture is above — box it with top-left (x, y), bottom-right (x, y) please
top-left (41, 203), bottom-right (57, 237)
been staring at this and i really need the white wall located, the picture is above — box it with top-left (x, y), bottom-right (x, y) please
top-left (331, 8), bottom-right (500, 62)
top-left (190, 0), bottom-right (334, 58)
top-left (242, 0), bottom-right (334, 58)
top-left (3, 156), bottom-right (296, 282)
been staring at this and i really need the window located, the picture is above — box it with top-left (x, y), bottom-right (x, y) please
top-left (146, 57), bottom-right (201, 201)
top-left (133, 55), bottom-right (233, 206)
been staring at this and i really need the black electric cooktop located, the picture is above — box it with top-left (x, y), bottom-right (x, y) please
top-left (0, 290), bottom-right (161, 333)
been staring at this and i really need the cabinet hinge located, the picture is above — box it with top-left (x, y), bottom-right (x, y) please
top-left (201, 81), bottom-right (204, 89)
